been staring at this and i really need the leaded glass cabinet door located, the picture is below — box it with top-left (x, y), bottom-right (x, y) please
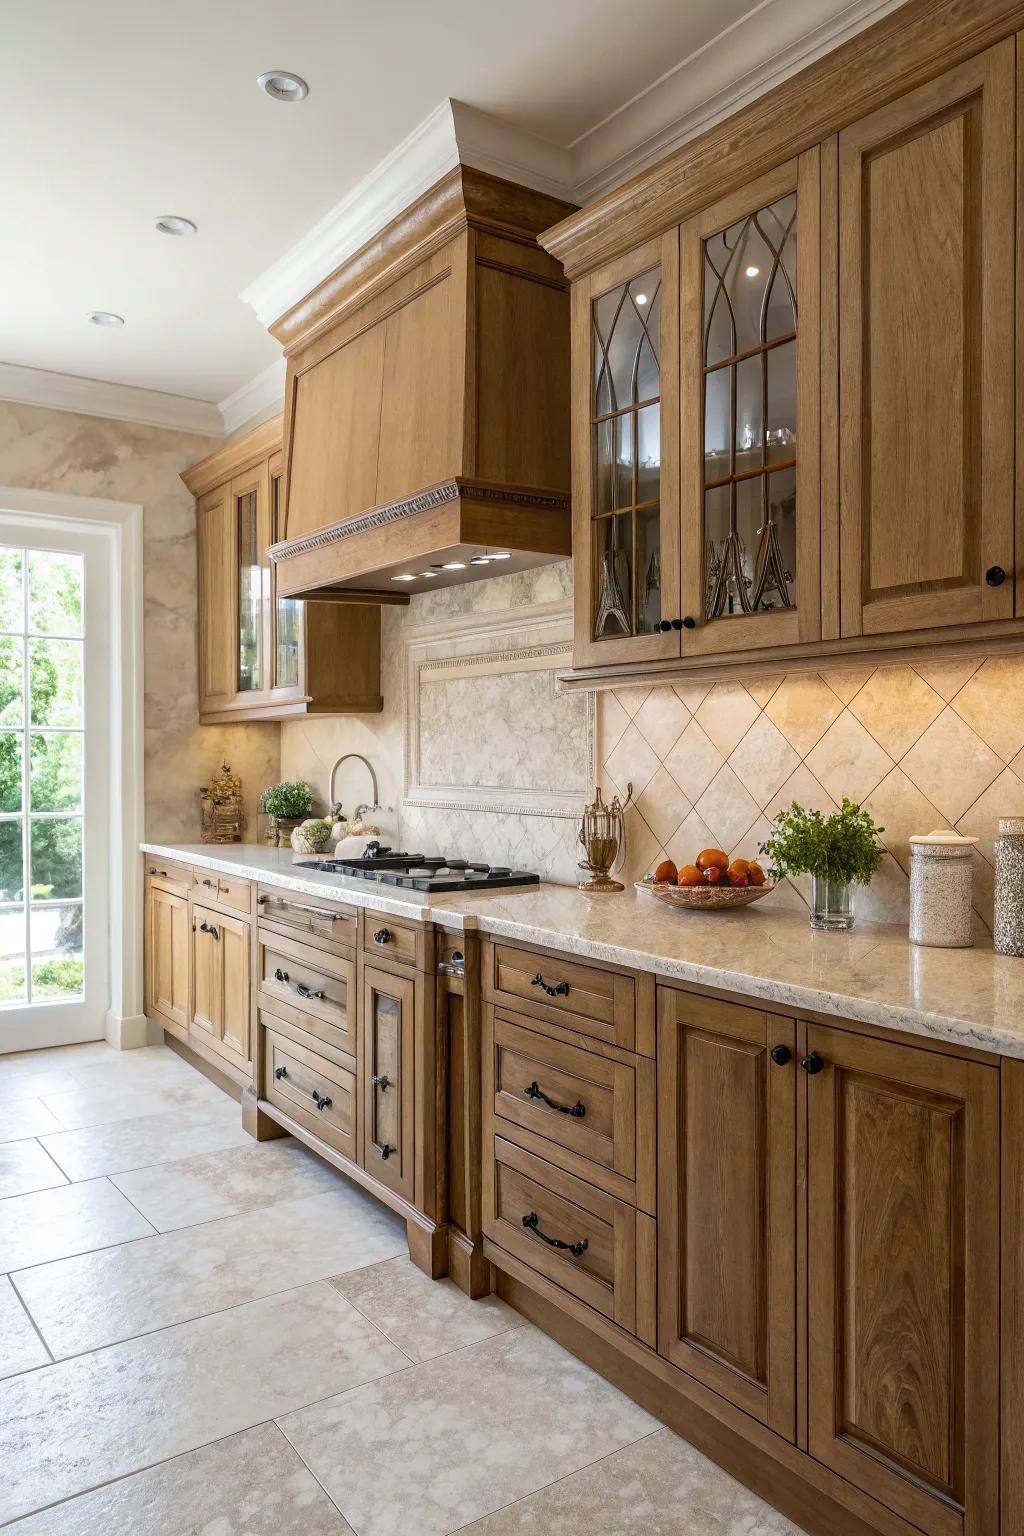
top-left (680, 153), bottom-right (821, 656)
top-left (268, 454), bottom-right (304, 699)
top-left (230, 464), bottom-right (271, 696)
top-left (572, 231), bottom-right (680, 668)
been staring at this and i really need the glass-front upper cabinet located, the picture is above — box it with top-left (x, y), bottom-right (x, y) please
top-left (680, 153), bottom-right (821, 655)
top-left (574, 231), bottom-right (681, 667)
top-left (269, 457), bottom-right (303, 695)
top-left (229, 464), bottom-right (270, 695)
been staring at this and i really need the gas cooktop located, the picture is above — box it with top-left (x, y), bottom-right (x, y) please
top-left (314, 844), bottom-right (540, 893)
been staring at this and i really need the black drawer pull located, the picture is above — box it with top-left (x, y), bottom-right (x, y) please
top-left (200, 877), bottom-right (216, 888)
top-left (523, 1080), bottom-right (585, 1118)
top-left (296, 983), bottom-right (327, 1001)
top-left (522, 1211), bottom-right (588, 1257)
top-left (531, 973), bottom-right (570, 998)
top-left (371, 1074), bottom-right (391, 1090)
top-left (274, 1065), bottom-right (287, 1080)
top-left (801, 1052), bottom-right (825, 1076)
top-left (274, 967), bottom-right (290, 983)
top-left (148, 867), bottom-right (168, 877)
top-left (373, 927), bottom-right (391, 945)
top-left (379, 1143), bottom-right (394, 1160)
top-left (199, 921), bottom-right (220, 940)
top-left (311, 1089), bottom-right (332, 1111)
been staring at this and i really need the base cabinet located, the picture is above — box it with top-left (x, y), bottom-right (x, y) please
top-left (145, 880), bottom-right (189, 1036)
top-left (190, 904), bottom-right (252, 1070)
top-left (362, 964), bottom-right (416, 1203)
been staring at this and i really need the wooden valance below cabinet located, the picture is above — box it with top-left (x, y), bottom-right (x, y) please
top-left (183, 417), bottom-right (382, 723)
top-left (543, 0), bottom-right (1024, 688)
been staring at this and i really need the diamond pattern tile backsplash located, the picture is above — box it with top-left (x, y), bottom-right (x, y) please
top-left (600, 657), bottom-right (1024, 930)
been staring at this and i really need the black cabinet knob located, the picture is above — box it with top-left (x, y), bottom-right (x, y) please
top-left (770, 1044), bottom-right (792, 1066)
top-left (373, 927), bottom-right (391, 945)
top-left (986, 565), bottom-right (1007, 587)
top-left (379, 1143), bottom-right (394, 1160)
top-left (670, 618), bottom-right (684, 630)
top-left (274, 1065), bottom-right (287, 1080)
top-left (800, 1052), bottom-right (825, 1076)
top-left (371, 1074), bottom-right (391, 1090)
top-left (681, 616), bottom-right (696, 629)
top-left (311, 1089), bottom-right (332, 1111)
top-left (274, 967), bottom-right (289, 983)
top-left (657, 619), bottom-right (672, 633)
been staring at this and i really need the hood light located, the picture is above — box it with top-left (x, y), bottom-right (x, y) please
top-left (489, 551), bottom-right (511, 560)
top-left (419, 571), bottom-right (438, 578)
top-left (257, 70), bottom-right (309, 102)
top-left (470, 556), bottom-right (490, 565)
top-left (391, 574), bottom-right (415, 582)
top-left (443, 562), bottom-right (467, 570)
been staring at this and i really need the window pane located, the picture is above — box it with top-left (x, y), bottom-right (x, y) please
top-left (0, 907), bottom-right (25, 1003)
top-left (0, 636), bottom-right (23, 726)
top-left (30, 817), bottom-right (81, 901)
top-left (0, 733), bottom-right (22, 813)
top-left (30, 733), bottom-right (82, 812)
top-left (28, 551), bottom-right (83, 637)
top-left (594, 513), bottom-right (633, 640)
top-left (0, 549), bottom-right (23, 632)
top-left (29, 638), bottom-right (83, 727)
top-left (0, 822), bottom-right (23, 901)
top-left (30, 903), bottom-right (83, 999)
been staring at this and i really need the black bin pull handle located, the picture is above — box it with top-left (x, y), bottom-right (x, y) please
top-left (199, 921), bottom-right (220, 940)
top-left (531, 973), bottom-right (570, 998)
top-left (522, 1211), bottom-right (588, 1257)
top-left (274, 967), bottom-right (290, 983)
top-left (311, 1089), bottom-right (332, 1111)
top-left (379, 1143), bottom-right (395, 1160)
top-left (523, 1081), bottom-right (585, 1118)
top-left (296, 982), bottom-right (327, 1001)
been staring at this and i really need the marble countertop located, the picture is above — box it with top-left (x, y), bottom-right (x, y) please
top-left (142, 842), bottom-right (1024, 1061)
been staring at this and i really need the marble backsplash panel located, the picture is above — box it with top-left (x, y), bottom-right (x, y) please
top-left (599, 657), bottom-right (1024, 930)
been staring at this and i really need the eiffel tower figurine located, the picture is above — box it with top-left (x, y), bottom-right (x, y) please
top-left (595, 519), bottom-right (631, 637)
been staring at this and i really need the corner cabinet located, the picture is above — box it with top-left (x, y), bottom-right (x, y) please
top-left (184, 418), bottom-right (382, 723)
top-left (545, 30), bottom-right (1023, 684)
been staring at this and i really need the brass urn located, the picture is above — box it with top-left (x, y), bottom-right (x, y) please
top-left (577, 784), bottom-right (632, 892)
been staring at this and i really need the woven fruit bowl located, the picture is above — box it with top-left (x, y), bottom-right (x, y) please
top-left (636, 879), bottom-right (775, 911)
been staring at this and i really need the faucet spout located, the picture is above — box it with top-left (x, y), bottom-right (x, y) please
top-left (328, 754), bottom-right (380, 817)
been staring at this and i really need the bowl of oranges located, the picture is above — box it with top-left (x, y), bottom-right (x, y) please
top-left (636, 849), bottom-right (774, 911)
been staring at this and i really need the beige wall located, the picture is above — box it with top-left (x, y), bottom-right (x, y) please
top-left (0, 401), bottom-right (279, 840)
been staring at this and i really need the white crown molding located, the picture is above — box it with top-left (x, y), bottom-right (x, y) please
top-left (0, 361), bottom-right (222, 437)
top-left (571, 0), bottom-right (908, 201)
top-left (218, 356), bottom-right (286, 438)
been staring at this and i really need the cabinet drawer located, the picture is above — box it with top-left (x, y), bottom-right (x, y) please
top-left (487, 1010), bottom-right (653, 1208)
top-left (214, 874), bottom-right (252, 914)
top-left (256, 886), bottom-right (358, 950)
top-left (487, 942), bottom-right (635, 1050)
top-left (363, 913), bottom-right (421, 968)
top-left (263, 1021), bottom-right (358, 1164)
top-left (258, 929), bottom-right (356, 1062)
top-left (143, 857), bottom-right (191, 898)
top-left (485, 1136), bottom-right (637, 1332)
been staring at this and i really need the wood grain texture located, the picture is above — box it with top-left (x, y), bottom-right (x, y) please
top-left (195, 483), bottom-right (237, 716)
top-left (361, 964), bottom-right (416, 1203)
top-left (144, 881), bottom-right (189, 1034)
top-left (180, 414), bottom-right (282, 498)
top-left (487, 939), bottom-right (637, 1050)
top-left (257, 929), bottom-right (357, 1061)
top-left (1001, 1059), bottom-right (1024, 1536)
top-left (264, 1023), bottom-right (359, 1164)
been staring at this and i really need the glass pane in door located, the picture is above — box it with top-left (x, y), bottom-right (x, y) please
top-left (271, 476), bottom-right (301, 690)
top-left (237, 491), bottom-right (262, 691)
top-left (0, 546), bottom-right (84, 1004)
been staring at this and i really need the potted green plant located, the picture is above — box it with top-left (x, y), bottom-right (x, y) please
top-left (760, 797), bottom-right (885, 931)
top-left (261, 781), bottom-right (314, 847)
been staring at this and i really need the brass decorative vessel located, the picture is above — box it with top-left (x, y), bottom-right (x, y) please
top-left (577, 784), bottom-right (632, 892)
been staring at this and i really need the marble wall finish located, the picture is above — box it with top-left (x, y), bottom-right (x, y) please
top-left (0, 402), bottom-right (280, 838)
top-left (600, 657), bottom-right (1024, 930)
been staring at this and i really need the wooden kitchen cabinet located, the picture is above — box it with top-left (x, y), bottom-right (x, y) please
top-left (191, 903), bottom-right (252, 1070)
top-left (657, 989), bottom-right (796, 1439)
top-left (183, 419), bottom-right (382, 723)
top-left (144, 878), bottom-right (190, 1038)
top-left (806, 1023), bottom-right (999, 1536)
top-left (362, 964), bottom-right (416, 1203)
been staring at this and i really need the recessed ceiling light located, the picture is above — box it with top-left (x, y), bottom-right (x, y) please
top-left (391, 573), bottom-right (415, 582)
top-left (443, 562), bottom-right (467, 570)
top-left (489, 551), bottom-right (511, 560)
top-left (155, 215), bottom-right (197, 237)
top-left (745, 265), bottom-right (760, 277)
top-left (635, 293), bottom-right (648, 306)
top-left (88, 311), bottom-right (124, 327)
top-left (257, 69), bottom-right (309, 102)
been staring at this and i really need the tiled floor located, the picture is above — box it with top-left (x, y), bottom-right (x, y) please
top-left (0, 1041), bottom-right (807, 1534)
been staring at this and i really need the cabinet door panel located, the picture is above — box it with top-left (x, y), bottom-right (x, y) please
top-left (286, 324), bottom-right (385, 541)
top-left (219, 912), bottom-right (251, 1064)
top-left (657, 990), bottom-right (796, 1439)
top-left (362, 965), bottom-right (415, 1202)
top-left (376, 274), bottom-right (459, 504)
top-left (807, 1024), bottom-right (999, 1536)
top-left (190, 906), bottom-right (221, 1041)
top-left (196, 485), bottom-right (237, 715)
top-left (836, 43), bottom-right (1014, 637)
top-left (147, 884), bottom-right (189, 1033)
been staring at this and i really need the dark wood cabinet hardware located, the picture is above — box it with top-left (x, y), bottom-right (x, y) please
top-left (523, 1080), bottom-right (586, 1117)
top-left (531, 973), bottom-right (570, 998)
top-left (521, 1210), bottom-right (588, 1257)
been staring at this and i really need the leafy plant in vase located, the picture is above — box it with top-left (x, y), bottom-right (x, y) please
top-left (759, 798), bottom-right (885, 931)
top-left (261, 781), bottom-right (314, 847)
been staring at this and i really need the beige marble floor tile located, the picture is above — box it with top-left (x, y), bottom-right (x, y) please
top-left (41, 1075), bottom-right (225, 1131)
top-left (0, 1176), bottom-right (154, 1273)
top-left (39, 1102), bottom-right (252, 1181)
top-left (5, 1422), bottom-right (353, 1534)
top-left (111, 1137), bottom-right (345, 1230)
top-left (0, 1098), bottom-right (64, 1144)
top-left (61, 1045), bottom-right (200, 1092)
top-left (455, 1429), bottom-right (753, 1534)
top-left (0, 1138), bottom-right (67, 1199)
top-left (0, 1281), bottom-right (408, 1526)
top-left (18, 1186), bottom-right (407, 1357)
top-left (0, 1067), bottom-right (79, 1103)
top-left (331, 1255), bottom-right (521, 1362)
top-left (279, 1325), bottom-right (657, 1536)
top-left (0, 1276), bottom-right (50, 1379)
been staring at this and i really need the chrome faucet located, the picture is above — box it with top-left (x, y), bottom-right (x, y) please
top-left (328, 753), bottom-right (382, 821)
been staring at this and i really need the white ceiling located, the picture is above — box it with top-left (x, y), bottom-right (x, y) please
top-left (1, 0), bottom-right (898, 414)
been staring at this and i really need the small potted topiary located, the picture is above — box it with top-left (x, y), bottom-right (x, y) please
top-left (261, 781), bottom-right (314, 847)
top-left (760, 797), bottom-right (885, 931)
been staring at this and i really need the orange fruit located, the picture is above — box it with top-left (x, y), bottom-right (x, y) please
top-left (696, 848), bottom-right (729, 872)
top-left (748, 862), bottom-right (766, 886)
top-left (728, 858), bottom-right (750, 876)
top-left (654, 859), bottom-right (678, 885)
top-left (730, 870), bottom-right (750, 887)
top-left (677, 864), bottom-right (703, 887)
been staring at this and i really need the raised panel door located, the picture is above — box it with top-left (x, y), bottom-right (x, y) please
top-left (376, 272), bottom-right (460, 504)
top-left (196, 484), bottom-right (237, 715)
top-left (148, 884), bottom-right (189, 1033)
top-left (362, 964), bottom-right (415, 1203)
top-left (190, 905), bottom-right (221, 1042)
top-left (806, 1024), bottom-right (999, 1536)
top-left (657, 989), bottom-right (796, 1438)
top-left (834, 43), bottom-right (1014, 637)
top-left (219, 912), bottom-right (251, 1065)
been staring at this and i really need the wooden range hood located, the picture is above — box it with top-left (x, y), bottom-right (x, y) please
top-left (270, 166), bottom-right (576, 601)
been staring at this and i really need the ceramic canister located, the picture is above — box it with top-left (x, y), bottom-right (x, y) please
top-left (994, 817), bottom-right (1024, 957)
top-left (908, 830), bottom-right (978, 948)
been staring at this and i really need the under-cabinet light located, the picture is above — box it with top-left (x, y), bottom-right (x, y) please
top-left (443, 562), bottom-right (467, 570)
top-left (391, 574), bottom-right (415, 582)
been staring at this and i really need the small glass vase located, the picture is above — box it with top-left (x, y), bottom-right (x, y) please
top-left (809, 874), bottom-right (854, 931)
